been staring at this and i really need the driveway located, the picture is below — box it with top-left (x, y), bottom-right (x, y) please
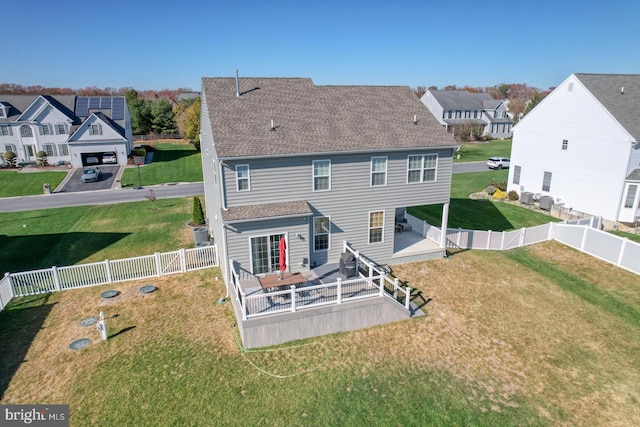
top-left (55, 165), bottom-right (122, 193)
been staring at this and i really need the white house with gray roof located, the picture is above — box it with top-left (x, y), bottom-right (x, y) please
top-left (421, 89), bottom-right (512, 139)
top-left (0, 94), bottom-right (132, 167)
top-left (507, 73), bottom-right (640, 226)
top-left (200, 76), bottom-right (457, 286)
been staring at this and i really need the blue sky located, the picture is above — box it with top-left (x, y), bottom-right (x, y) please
top-left (5, 0), bottom-right (639, 91)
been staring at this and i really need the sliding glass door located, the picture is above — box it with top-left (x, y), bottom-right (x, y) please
top-left (250, 234), bottom-right (284, 274)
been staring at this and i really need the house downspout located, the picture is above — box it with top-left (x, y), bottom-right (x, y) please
top-left (219, 160), bottom-right (228, 211)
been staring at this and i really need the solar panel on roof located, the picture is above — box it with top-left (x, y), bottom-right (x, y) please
top-left (76, 97), bottom-right (89, 116)
top-left (111, 98), bottom-right (124, 120)
top-left (88, 97), bottom-right (100, 109)
top-left (100, 97), bottom-right (112, 109)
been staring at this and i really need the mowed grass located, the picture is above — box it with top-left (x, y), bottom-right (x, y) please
top-left (0, 170), bottom-right (67, 197)
top-left (454, 139), bottom-right (512, 163)
top-left (0, 197), bottom-right (195, 274)
top-left (1, 243), bottom-right (639, 426)
top-left (409, 170), bottom-right (558, 231)
top-left (120, 140), bottom-right (202, 187)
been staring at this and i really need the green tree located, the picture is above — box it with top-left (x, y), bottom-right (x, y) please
top-left (523, 91), bottom-right (543, 117)
top-left (150, 98), bottom-right (176, 134)
top-left (192, 196), bottom-right (205, 225)
top-left (183, 97), bottom-right (201, 150)
top-left (126, 89), bottom-right (152, 135)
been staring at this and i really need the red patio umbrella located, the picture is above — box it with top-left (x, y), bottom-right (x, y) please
top-left (278, 237), bottom-right (287, 273)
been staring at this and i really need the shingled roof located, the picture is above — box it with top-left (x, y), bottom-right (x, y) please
top-left (202, 77), bottom-right (456, 158)
top-left (428, 90), bottom-right (500, 111)
top-left (575, 73), bottom-right (640, 141)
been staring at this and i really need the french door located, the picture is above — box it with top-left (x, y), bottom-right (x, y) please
top-left (250, 234), bottom-right (285, 275)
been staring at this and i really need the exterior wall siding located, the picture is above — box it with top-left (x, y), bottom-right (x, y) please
top-left (221, 148), bottom-right (453, 266)
top-left (225, 216), bottom-right (310, 276)
top-left (508, 74), bottom-right (634, 223)
top-left (420, 91), bottom-right (446, 126)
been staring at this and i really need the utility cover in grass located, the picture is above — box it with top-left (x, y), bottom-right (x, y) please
top-left (139, 285), bottom-right (156, 294)
top-left (79, 317), bottom-right (98, 327)
top-left (69, 338), bottom-right (91, 350)
top-left (101, 290), bottom-right (119, 299)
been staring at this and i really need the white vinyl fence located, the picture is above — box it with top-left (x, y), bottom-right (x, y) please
top-left (408, 212), bottom-right (639, 275)
top-left (0, 245), bottom-right (218, 311)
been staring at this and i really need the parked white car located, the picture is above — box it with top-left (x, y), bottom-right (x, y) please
top-left (487, 157), bottom-right (510, 170)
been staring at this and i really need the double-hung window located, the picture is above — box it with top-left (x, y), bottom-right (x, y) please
top-left (313, 216), bottom-right (330, 251)
top-left (624, 185), bottom-right (637, 208)
top-left (40, 124), bottom-right (52, 135)
top-left (58, 143), bottom-right (69, 156)
top-left (42, 144), bottom-right (56, 157)
top-left (368, 211), bottom-right (384, 244)
top-left (236, 164), bottom-right (250, 191)
top-left (56, 124), bottom-right (67, 135)
top-left (0, 125), bottom-right (12, 136)
top-left (90, 124), bottom-right (102, 135)
top-left (370, 156), bottom-right (387, 186)
top-left (562, 139), bottom-right (568, 150)
top-left (313, 160), bottom-right (330, 191)
top-left (407, 154), bottom-right (437, 183)
top-left (513, 165), bottom-right (521, 185)
top-left (542, 171), bottom-right (552, 192)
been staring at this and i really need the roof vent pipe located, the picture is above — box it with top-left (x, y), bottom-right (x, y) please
top-left (621, 86), bottom-right (624, 94)
top-left (235, 69), bottom-right (240, 97)
top-left (413, 114), bottom-right (418, 125)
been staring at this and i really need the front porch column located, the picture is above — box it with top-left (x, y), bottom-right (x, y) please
top-left (440, 202), bottom-right (450, 249)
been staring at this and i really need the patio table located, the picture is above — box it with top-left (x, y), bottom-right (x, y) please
top-left (259, 272), bottom-right (306, 292)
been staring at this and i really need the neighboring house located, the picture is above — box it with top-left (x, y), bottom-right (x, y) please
top-left (200, 77), bottom-right (457, 285)
top-left (507, 73), bottom-right (640, 226)
top-left (0, 95), bottom-right (133, 166)
top-left (421, 89), bottom-right (512, 139)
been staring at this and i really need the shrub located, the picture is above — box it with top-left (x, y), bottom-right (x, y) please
top-left (493, 189), bottom-right (507, 200)
top-left (485, 185), bottom-right (496, 195)
top-left (192, 196), bottom-right (205, 225)
top-left (508, 190), bottom-right (519, 201)
top-left (491, 180), bottom-right (508, 191)
top-left (36, 150), bottom-right (48, 166)
top-left (3, 151), bottom-right (17, 167)
top-left (131, 147), bottom-right (146, 157)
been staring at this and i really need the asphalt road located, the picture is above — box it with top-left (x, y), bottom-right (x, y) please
top-left (0, 182), bottom-right (205, 213)
top-left (0, 162), bottom-right (489, 213)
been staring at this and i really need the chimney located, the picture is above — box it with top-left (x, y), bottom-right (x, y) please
top-left (235, 69), bottom-right (240, 98)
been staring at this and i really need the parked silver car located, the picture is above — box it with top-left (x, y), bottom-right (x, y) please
top-left (81, 166), bottom-right (102, 183)
top-left (487, 157), bottom-right (510, 170)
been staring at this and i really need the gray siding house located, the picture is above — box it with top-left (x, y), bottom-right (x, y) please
top-left (200, 77), bottom-right (457, 286)
top-left (421, 89), bottom-right (512, 139)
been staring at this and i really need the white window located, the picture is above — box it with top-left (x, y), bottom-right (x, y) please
top-left (624, 185), bottom-right (637, 208)
top-left (89, 124), bottom-right (102, 135)
top-left (236, 164), bottom-right (250, 191)
top-left (313, 216), bottom-right (330, 251)
top-left (370, 156), bottom-right (387, 186)
top-left (513, 165), bottom-right (521, 185)
top-left (562, 139), bottom-right (568, 150)
top-left (42, 143), bottom-right (56, 156)
top-left (40, 124), bottom-right (52, 135)
top-left (313, 160), bottom-right (330, 191)
top-left (4, 144), bottom-right (16, 153)
top-left (542, 171), bottom-right (552, 192)
top-left (369, 211), bottom-right (384, 244)
top-left (20, 125), bottom-right (33, 137)
top-left (407, 154), bottom-right (437, 183)
top-left (56, 124), bottom-right (66, 135)
top-left (0, 125), bottom-right (12, 136)
top-left (58, 144), bottom-right (69, 156)
top-left (0, 108), bottom-right (4, 118)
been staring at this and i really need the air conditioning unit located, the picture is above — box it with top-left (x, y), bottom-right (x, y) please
top-left (520, 191), bottom-right (534, 205)
top-left (539, 195), bottom-right (554, 211)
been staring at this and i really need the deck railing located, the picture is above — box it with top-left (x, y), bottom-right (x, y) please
top-left (229, 242), bottom-right (412, 320)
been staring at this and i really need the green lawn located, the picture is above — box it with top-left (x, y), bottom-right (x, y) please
top-left (0, 197), bottom-right (196, 275)
top-left (120, 141), bottom-right (202, 187)
top-left (0, 170), bottom-right (67, 197)
top-left (409, 170), bottom-right (558, 231)
top-left (454, 138), bottom-right (512, 163)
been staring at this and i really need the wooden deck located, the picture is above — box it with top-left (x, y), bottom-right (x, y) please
top-left (232, 263), bottom-right (425, 349)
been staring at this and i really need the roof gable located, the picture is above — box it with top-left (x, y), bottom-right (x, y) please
top-left (68, 112), bottom-right (126, 142)
top-left (202, 77), bottom-right (456, 158)
top-left (575, 73), bottom-right (640, 140)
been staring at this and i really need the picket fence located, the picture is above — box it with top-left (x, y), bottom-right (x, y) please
top-left (0, 245), bottom-right (218, 311)
top-left (406, 213), bottom-right (640, 276)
